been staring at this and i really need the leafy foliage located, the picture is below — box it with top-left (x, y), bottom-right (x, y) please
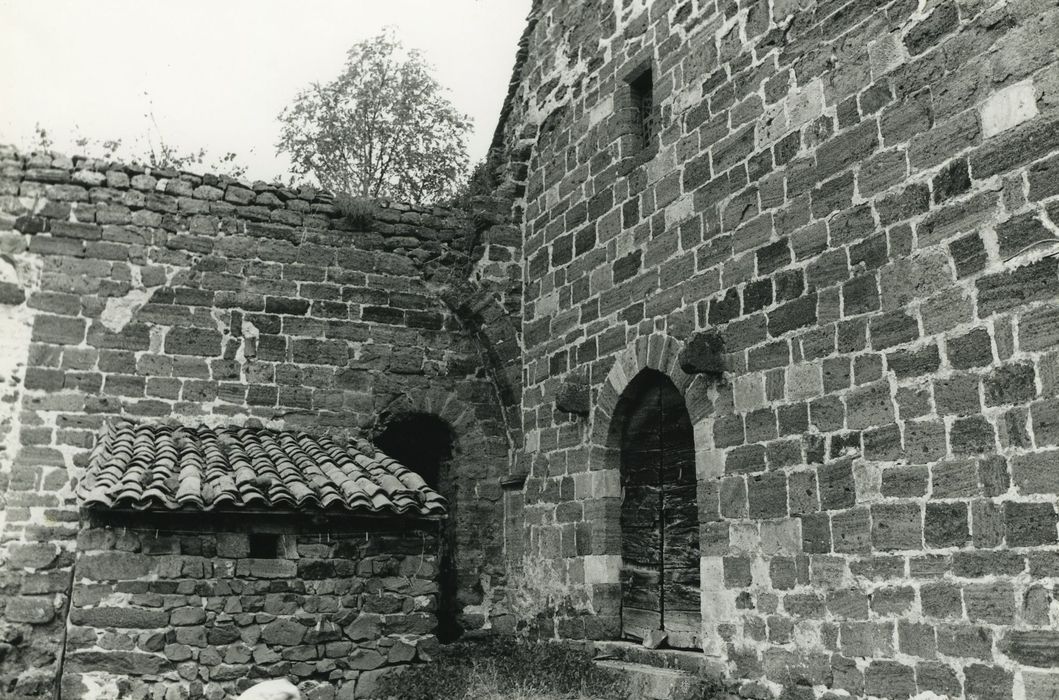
top-left (377, 638), bottom-right (627, 700)
top-left (276, 29), bottom-right (472, 204)
top-left (32, 121), bottom-right (248, 178)
top-left (332, 193), bottom-right (378, 229)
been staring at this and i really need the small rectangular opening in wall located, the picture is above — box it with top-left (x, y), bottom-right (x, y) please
top-left (249, 532), bottom-right (281, 558)
top-left (629, 67), bottom-right (656, 150)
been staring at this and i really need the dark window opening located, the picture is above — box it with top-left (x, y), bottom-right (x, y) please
top-left (374, 413), bottom-right (453, 489)
top-left (375, 412), bottom-right (461, 643)
top-left (629, 68), bottom-right (656, 150)
top-left (249, 533), bottom-right (280, 558)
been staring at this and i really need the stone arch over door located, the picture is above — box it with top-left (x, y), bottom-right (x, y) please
top-left (589, 334), bottom-right (716, 651)
top-left (373, 386), bottom-right (510, 639)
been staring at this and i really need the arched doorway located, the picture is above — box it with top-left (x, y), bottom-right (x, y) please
top-left (617, 369), bottom-right (701, 649)
top-left (375, 412), bottom-right (461, 642)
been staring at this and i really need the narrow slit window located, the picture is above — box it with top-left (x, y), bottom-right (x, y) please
top-left (630, 68), bottom-right (655, 150)
top-left (249, 533), bottom-right (280, 558)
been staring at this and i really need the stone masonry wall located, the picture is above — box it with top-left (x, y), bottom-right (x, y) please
top-left (0, 147), bottom-right (514, 697)
top-left (63, 519), bottom-right (439, 700)
top-left (500, 0), bottom-right (1059, 698)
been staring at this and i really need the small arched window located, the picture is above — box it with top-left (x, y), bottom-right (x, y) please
top-left (374, 412), bottom-right (453, 489)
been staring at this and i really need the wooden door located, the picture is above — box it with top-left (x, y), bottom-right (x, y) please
top-left (619, 372), bottom-right (701, 648)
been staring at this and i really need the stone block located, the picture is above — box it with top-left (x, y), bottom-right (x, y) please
top-left (678, 330), bottom-right (725, 376)
top-left (964, 582), bottom-right (1015, 624)
top-left (1002, 630), bottom-right (1059, 667)
top-left (78, 551), bottom-right (152, 580)
top-left (937, 624), bottom-right (993, 660)
top-left (817, 459), bottom-right (856, 511)
top-left (555, 373), bottom-right (590, 415)
top-left (925, 503), bottom-right (969, 548)
top-left (871, 503), bottom-right (922, 551)
top-left (981, 80), bottom-right (1038, 139)
top-left (1004, 501), bottom-right (1058, 546)
top-left (5, 596), bottom-right (56, 624)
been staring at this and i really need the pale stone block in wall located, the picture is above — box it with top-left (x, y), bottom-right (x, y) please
top-left (756, 102), bottom-right (789, 148)
top-left (730, 522), bottom-right (761, 552)
top-left (981, 80), bottom-right (1039, 139)
top-left (665, 194), bottom-right (695, 228)
top-left (853, 459), bottom-right (883, 503)
top-left (591, 470), bottom-right (620, 498)
top-left (788, 79), bottom-right (825, 130)
top-left (583, 554), bottom-right (621, 584)
top-left (868, 32), bottom-right (907, 80)
top-left (696, 445), bottom-right (724, 481)
top-left (701, 556), bottom-right (737, 655)
top-left (1023, 670), bottom-right (1059, 700)
top-left (733, 372), bottom-right (767, 413)
top-left (760, 519), bottom-right (802, 555)
top-left (787, 362), bottom-right (824, 400)
top-left (588, 96), bottom-right (613, 127)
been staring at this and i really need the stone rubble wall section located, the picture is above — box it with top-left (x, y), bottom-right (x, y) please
top-left (0, 148), bottom-right (512, 697)
top-left (506, 0), bottom-right (1059, 698)
top-left (61, 526), bottom-right (439, 700)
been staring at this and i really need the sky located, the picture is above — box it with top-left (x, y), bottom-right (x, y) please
top-left (0, 0), bottom-right (532, 183)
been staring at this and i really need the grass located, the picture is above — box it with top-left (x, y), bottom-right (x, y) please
top-left (376, 637), bottom-right (628, 700)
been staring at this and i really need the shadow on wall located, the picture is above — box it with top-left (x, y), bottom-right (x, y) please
top-left (375, 412), bottom-right (462, 643)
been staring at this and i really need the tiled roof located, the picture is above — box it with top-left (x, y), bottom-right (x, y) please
top-left (78, 422), bottom-right (447, 517)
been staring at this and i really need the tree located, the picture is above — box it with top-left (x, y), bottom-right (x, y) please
top-left (277, 29), bottom-right (472, 204)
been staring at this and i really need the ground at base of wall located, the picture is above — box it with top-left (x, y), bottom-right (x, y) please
top-left (374, 636), bottom-right (629, 700)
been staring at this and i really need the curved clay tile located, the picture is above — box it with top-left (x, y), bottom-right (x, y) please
top-left (79, 420), bottom-right (448, 517)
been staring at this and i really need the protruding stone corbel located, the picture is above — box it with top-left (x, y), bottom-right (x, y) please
top-left (678, 330), bottom-right (726, 378)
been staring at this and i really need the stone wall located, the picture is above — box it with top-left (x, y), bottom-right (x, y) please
top-left (498, 0), bottom-right (1059, 698)
top-left (0, 146), bottom-right (515, 697)
top-left (63, 517), bottom-right (439, 700)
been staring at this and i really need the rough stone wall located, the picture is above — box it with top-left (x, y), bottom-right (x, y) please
top-left (62, 520), bottom-right (438, 700)
top-left (0, 146), bottom-right (514, 697)
top-left (501, 0), bottom-right (1059, 698)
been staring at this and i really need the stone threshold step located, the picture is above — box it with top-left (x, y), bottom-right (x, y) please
top-left (593, 659), bottom-right (714, 700)
top-left (592, 640), bottom-right (726, 678)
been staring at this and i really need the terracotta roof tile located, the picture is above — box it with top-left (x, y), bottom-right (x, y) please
top-left (78, 422), bottom-right (447, 517)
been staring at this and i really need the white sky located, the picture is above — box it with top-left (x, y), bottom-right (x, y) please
top-left (0, 0), bottom-right (531, 183)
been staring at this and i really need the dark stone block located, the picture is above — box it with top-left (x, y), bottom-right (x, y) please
top-left (767, 294), bottom-right (817, 337)
top-left (947, 328), bottom-right (993, 369)
top-left (1004, 501), bottom-right (1058, 546)
top-left (996, 212), bottom-right (1054, 261)
top-left (817, 459), bottom-right (856, 510)
top-left (925, 503), bottom-right (969, 548)
top-left (801, 512), bottom-right (832, 553)
top-left (949, 233), bottom-right (987, 278)
top-left (949, 415), bottom-right (996, 454)
top-left (869, 309), bottom-right (918, 349)
top-left (709, 288), bottom-right (741, 325)
top-left (864, 659), bottom-right (916, 699)
top-left (886, 344), bottom-right (940, 378)
top-left (1001, 630), bottom-right (1059, 667)
top-left (977, 258), bottom-right (1058, 318)
top-left (915, 661), bottom-right (962, 697)
top-left (932, 158), bottom-right (970, 204)
top-left (747, 471), bottom-right (788, 519)
top-left (556, 373), bottom-right (590, 415)
top-left (971, 115), bottom-right (1059, 180)
top-left (921, 582), bottom-right (963, 619)
top-left (613, 250), bottom-right (642, 283)
top-left (871, 503), bottom-right (922, 551)
top-left (679, 330), bottom-right (725, 376)
top-left (983, 362), bottom-right (1036, 406)
top-left (164, 328), bottom-right (222, 357)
